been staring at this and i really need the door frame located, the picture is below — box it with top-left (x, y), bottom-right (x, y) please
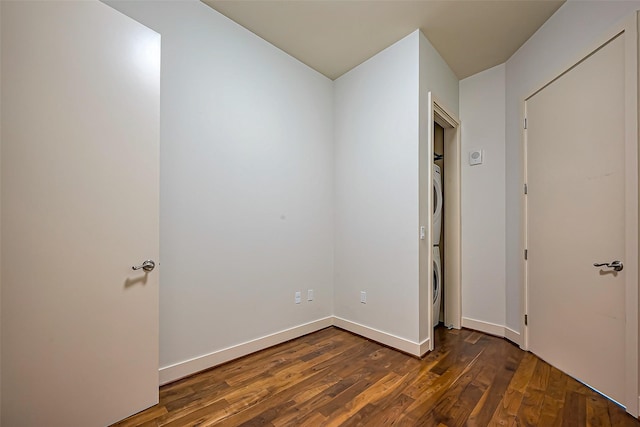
top-left (522, 13), bottom-right (639, 416)
top-left (427, 92), bottom-right (462, 351)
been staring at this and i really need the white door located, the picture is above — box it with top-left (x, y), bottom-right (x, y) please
top-left (526, 32), bottom-right (633, 406)
top-left (2, 1), bottom-right (160, 425)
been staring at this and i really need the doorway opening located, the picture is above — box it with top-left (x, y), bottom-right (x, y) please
top-left (426, 94), bottom-right (461, 351)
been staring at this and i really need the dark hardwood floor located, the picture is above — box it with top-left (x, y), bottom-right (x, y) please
top-left (113, 326), bottom-right (640, 426)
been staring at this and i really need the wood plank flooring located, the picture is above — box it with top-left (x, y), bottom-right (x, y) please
top-left (113, 326), bottom-right (640, 426)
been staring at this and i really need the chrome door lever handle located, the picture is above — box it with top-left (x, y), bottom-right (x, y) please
top-left (593, 260), bottom-right (623, 272)
top-left (132, 260), bottom-right (155, 272)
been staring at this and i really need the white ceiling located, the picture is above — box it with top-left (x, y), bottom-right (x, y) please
top-left (202, 0), bottom-right (565, 80)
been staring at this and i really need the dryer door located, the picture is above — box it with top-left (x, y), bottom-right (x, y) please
top-left (433, 166), bottom-right (443, 245)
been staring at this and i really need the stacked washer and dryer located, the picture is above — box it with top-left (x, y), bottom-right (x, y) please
top-left (432, 163), bottom-right (443, 326)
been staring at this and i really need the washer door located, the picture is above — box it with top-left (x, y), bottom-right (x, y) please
top-left (433, 175), bottom-right (442, 216)
top-left (433, 263), bottom-right (440, 304)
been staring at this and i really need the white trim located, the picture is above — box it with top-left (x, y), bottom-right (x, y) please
top-left (159, 317), bottom-right (333, 385)
top-left (504, 327), bottom-right (521, 347)
top-left (159, 316), bottom-right (430, 385)
top-left (461, 317), bottom-right (505, 338)
top-left (521, 98), bottom-right (529, 352)
top-left (419, 338), bottom-right (431, 357)
top-left (159, 316), bottom-right (522, 387)
top-left (426, 91), bottom-right (435, 351)
top-left (461, 318), bottom-right (521, 346)
top-left (333, 316), bottom-right (422, 356)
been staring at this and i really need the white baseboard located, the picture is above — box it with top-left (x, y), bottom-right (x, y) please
top-left (159, 316), bottom-right (333, 385)
top-left (161, 316), bottom-right (516, 385)
top-left (461, 317), bottom-right (522, 346)
top-left (419, 337), bottom-right (431, 356)
top-left (504, 326), bottom-right (521, 346)
top-left (461, 317), bottom-right (521, 347)
top-left (461, 317), bottom-right (505, 337)
top-left (332, 316), bottom-right (422, 356)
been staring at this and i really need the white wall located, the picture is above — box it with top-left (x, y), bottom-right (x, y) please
top-left (504, 0), bottom-right (640, 332)
top-left (105, 0), bottom-right (334, 374)
top-left (333, 31), bottom-right (420, 343)
top-left (459, 64), bottom-right (506, 331)
top-left (418, 32), bottom-right (459, 343)
top-left (333, 30), bottom-right (458, 350)
top-left (418, 33), bottom-right (459, 114)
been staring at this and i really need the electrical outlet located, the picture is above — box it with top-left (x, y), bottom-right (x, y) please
top-left (360, 291), bottom-right (367, 304)
top-left (307, 289), bottom-right (314, 301)
top-left (295, 291), bottom-right (301, 304)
